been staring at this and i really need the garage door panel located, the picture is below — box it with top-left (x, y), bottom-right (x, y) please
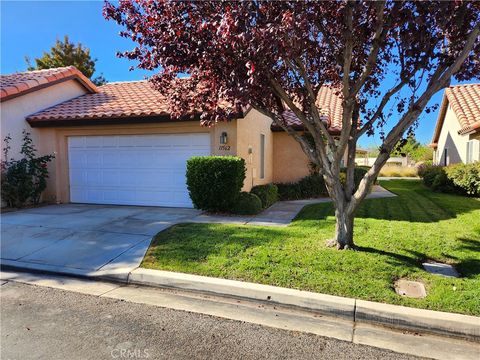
top-left (68, 134), bottom-right (210, 207)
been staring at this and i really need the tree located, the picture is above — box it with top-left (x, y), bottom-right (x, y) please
top-left (104, 1), bottom-right (480, 249)
top-left (392, 135), bottom-right (433, 162)
top-left (26, 35), bottom-right (107, 86)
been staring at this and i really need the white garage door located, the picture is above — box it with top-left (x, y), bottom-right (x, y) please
top-left (68, 134), bottom-right (211, 207)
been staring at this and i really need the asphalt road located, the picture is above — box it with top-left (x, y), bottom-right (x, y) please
top-left (1, 281), bottom-right (419, 360)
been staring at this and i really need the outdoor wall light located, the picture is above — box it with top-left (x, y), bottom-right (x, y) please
top-left (220, 131), bottom-right (228, 144)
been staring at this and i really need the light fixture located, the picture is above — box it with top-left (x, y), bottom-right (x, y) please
top-left (220, 131), bottom-right (228, 144)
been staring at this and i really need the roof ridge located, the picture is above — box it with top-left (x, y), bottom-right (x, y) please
top-left (1, 66), bottom-right (76, 77)
top-left (1, 66), bottom-right (98, 101)
top-left (448, 83), bottom-right (480, 88)
top-left (101, 80), bottom-right (148, 85)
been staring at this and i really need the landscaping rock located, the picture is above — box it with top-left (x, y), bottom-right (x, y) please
top-left (422, 262), bottom-right (460, 278)
top-left (394, 280), bottom-right (426, 299)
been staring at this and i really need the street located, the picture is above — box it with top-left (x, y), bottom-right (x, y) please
top-left (0, 281), bottom-right (418, 360)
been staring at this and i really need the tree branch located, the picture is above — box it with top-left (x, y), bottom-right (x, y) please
top-left (348, 23), bottom-right (480, 213)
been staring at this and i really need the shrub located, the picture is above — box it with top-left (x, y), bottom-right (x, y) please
top-left (232, 192), bottom-right (262, 215)
top-left (186, 156), bottom-right (246, 212)
top-left (419, 165), bottom-right (444, 187)
top-left (276, 173), bottom-right (327, 200)
top-left (339, 167), bottom-right (370, 191)
top-left (1, 131), bottom-right (54, 208)
top-left (251, 184), bottom-right (278, 209)
top-left (418, 164), bottom-right (462, 194)
top-left (445, 162), bottom-right (480, 196)
top-left (430, 170), bottom-right (459, 193)
top-left (379, 166), bottom-right (417, 177)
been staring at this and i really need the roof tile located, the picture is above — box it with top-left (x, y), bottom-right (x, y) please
top-left (431, 83), bottom-right (480, 145)
top-left (0, 66), bottom-right (97, 101)
top-left (272, 86), bottom-right (343, 133)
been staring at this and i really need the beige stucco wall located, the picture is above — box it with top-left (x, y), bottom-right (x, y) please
top-left (272, 132), bottom-right (310, 183)
top-left (0, 80), bottom-right (88, 161)
top-left (434, 105), bottom-right (469, 165)
top-left (39, 120), bottom-right (239, 203)
top-left (236, 109), bottom-right (273, 191)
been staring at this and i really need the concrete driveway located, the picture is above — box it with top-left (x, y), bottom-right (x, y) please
top-left (0, 204), bottom-right (201, 280)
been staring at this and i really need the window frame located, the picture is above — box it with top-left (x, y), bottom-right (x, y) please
top-left (259, 133), bottom-right (266, 180)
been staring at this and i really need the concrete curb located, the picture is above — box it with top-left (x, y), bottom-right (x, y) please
top-left (128, 268), bottom-right (480, 342)
top-left (355, 300), bottom-right (480, 341)
top-left (2, 261), bottom-right (479, 342)
top-left (128, 268), bottom-right (355, 319)
top-left (0, 260), bottom-right (130, 283)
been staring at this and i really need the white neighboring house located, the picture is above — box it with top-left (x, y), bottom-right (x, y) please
top-left (430, 83), bottom-right (480, 165)
top-left (0, 67), bottom-right (97, 160)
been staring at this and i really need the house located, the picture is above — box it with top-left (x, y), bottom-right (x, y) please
top-left (1, 67), bottom-right (97, 160)
top-left (1, 67), bottom-right (346, 208)
top-left (430, 84), bottom-right (480, 165)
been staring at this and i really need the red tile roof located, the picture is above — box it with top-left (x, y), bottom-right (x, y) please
top-left (0, 66), bottom-right (98, 102)
top-left (26, 77), bottom-right (344, 133)
top-left (27, 80), bottom-right (241, 126)
top-left (431, 83), bottom-right (480, 147)
top-left (272, 86), bottom-right (344, 133)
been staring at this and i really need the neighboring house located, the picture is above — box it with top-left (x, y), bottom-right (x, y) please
top-left (430, 83), bottom-right (480, 165)
top-left (1, 67), bottom-right (347, 208)
top-left (1, 67), bottom-right (97, 160)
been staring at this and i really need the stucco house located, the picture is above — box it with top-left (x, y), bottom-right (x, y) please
top-left (430, 83), bottom-right (480, 165)
top-left (1, 66), bottom-right (346, 208)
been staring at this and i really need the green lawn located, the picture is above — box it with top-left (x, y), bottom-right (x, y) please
top-left (142, 180), bottom-right (480, 316)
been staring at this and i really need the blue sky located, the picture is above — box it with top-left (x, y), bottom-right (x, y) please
top-left (1, 1), bottom-right (476, 147)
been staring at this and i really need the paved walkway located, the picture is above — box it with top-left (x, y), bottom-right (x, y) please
top-left (192, 185), bottom-right (397, 226)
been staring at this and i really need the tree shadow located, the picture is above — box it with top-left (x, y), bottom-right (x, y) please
top-left (455, 237), bottom-right (480, 278)
top-left (144, 222), bottom-right (285, 264)
top-left (357, 246), bottom-right (426, 269)
top-left (295, 180), bottom-right (480, 223)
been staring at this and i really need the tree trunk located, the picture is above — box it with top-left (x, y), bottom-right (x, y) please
top-left (334, 207), bottom-right (355, 250)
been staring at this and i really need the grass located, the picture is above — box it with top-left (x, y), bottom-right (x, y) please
top-left (379, 165), bottom-right (418, 177)
top-left (141, 180), bottom-right (480, 316)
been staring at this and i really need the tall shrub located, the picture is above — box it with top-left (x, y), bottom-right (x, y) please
top-left (186, 156), bottom-right (246, 212)
top-left (1, 131), bottom-right (55, 208)
top-left (445, 162), bottom-right (480, 196)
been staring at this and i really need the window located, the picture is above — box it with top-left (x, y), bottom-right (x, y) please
top-left (443, 148), bottom-right (448, 166)
top-left (260, 134), bottom-right (265, 179)
top-left (467, 141), bottom-right (473, 164)
top-left (466, 140), bottom-right (480, 163)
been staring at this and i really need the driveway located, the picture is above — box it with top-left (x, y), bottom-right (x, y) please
top-left (0, 204), bottom-right (201, 280)
top-left (0, 186), bottom-right (396, 280)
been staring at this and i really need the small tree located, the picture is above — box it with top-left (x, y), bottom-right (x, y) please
top-left (1, 131), bottom-right (55, 208)
top-left (392, 135), bottom-right (433, 163)
top-left (105, 1), bottom-right (480, 249)
top-left (26, 35), bottom-right (107, 86)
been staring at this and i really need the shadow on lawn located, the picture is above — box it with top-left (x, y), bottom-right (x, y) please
top-left (145, 223), bottom-right (285, 264)
top-left (455, 237), bottom-right (480, 278)
top-left (357, 246), bottom-right (426, 269)
top-left (359, 237), bottom-right (480, 279)
top-left (295, 188), bottom-right (480, 223)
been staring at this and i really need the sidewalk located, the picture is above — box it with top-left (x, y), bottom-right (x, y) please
top-left (191, 185), bottom-right (396, 226)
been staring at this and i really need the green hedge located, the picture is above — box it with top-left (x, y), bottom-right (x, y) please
top-left (275, 174), bottom-right (327, 200)
top-left (186, 156), bottom-right (246, 212)
top-left (276, 168), bottom-right (369, 201)
top-left (445, 162), bottom-right (480, 196)
top-left (339, 167), bottom-right (369, 190)
top-left (232, 192), bottom-right (262, 215)
top-left (251, 184), bottom-right (279, 208)
top-left (418, 163), bottom-right (480, 196)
